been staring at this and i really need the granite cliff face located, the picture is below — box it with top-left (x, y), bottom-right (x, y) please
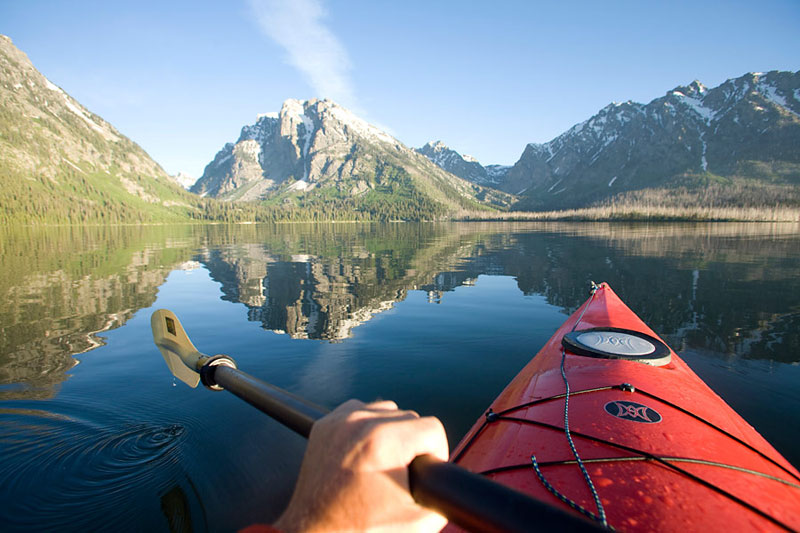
top-left (192, 99), bottom-right (514, 213)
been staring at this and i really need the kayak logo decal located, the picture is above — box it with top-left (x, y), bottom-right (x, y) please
top-left (604, 400), bottom-right (662, 423)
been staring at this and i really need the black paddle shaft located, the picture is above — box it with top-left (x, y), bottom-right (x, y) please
top-left (207, 364), bottom-right (603, 533)
top-left (213, 365), bottom-right (324, 437)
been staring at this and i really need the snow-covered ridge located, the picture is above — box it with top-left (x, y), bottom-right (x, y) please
top-left (419, 141), bottom-right (483, 167)
top-left (420, 141), bottom-right (456, 164)
top-left (548, 101), bottom-right (643, 159)
top-left (273, 98), bottom-right (398, 148)
top-left (325, 101), bottom-right (397, 145)
top-left (671, 90), bottom-right (716, 124)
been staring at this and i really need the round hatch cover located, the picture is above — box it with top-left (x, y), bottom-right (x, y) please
top-left (562, 327), bottom-right (671, 366)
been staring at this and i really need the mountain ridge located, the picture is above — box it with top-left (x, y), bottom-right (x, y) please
top-left (415, 71), bottom-right (799, 212)
top-left (416, 140), bottom-right (510, 187)
top-left (497, 71), bottom-right (800, 210)
top-left (192, 98), bottom-right (514, 218)
top-left (0, 34), bottom-right (199, 224)
top-left (2, 29), bottom-right (798, 222)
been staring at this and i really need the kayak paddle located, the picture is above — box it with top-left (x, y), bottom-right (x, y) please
top-left (151, 308), bottom-right (602, 532)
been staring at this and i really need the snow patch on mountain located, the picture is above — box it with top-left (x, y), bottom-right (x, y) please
top-left (282, 99), bottom-right (305, 120)
top-left (547, 179), bottom-right (563, 193)
top-left (289, 179), bottom-right (312, 191)
top-left (62, 157), bottom-right (85, 174)
top-left (486, 165), bottom-right (510, 179)
top-left (241, 115), bottom-right (277, 145)
top-left (328, 104), bottom-right (396, 145)
top-left (672, 90), bottom-right (716, 123)
top-left (299, 113), bottom-right (314, 179)
top-left (172, 172), bottom-right (197, 189)
top-left (43, 77), bottom-right (63, 94)
top-left (699, 131), bottom-right (708, 171)
top-left (759, 83), bottom-right (800, 118)
top-left (43, 77), bottom-right (119, 142)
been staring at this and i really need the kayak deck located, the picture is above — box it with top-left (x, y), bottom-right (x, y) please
top-left (449, 283), bottom-right (800, 531)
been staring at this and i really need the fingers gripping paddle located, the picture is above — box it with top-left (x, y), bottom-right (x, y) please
top-left (151, 309), bottom-right (602, 533)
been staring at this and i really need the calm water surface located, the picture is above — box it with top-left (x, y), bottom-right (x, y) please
top-left (1, 222), bottom-right (798, 531)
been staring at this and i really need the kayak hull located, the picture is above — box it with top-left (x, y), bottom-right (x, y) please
top-left (448, 283), bottom-right (800, 531)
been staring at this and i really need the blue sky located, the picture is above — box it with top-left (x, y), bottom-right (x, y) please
top-left (3, 0), bottom-right (799, 179)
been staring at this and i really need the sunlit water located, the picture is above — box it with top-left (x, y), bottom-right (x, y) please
top-left (1, 222), bottom-right (798, 531)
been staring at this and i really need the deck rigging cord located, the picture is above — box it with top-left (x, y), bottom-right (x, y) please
top-left (528, 281), bottom-right (609, 526)
top-left (478, 414), bottom-right (796, 532)
top-left (460, 384), bottom-right (800, 484)
top-left (451, 281), bottom-right (798, 531)
top-left (454, 387), bottom-right (799, 532)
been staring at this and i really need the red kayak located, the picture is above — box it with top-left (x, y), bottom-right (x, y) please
top-left (448, 283), bottom-right (800, 531)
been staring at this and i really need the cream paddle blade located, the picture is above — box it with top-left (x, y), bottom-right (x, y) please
top-left (151, 309), bottom-right (205, 388)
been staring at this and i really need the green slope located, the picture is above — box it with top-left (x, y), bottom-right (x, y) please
top-left (0, 34), bottom-right (200, 225)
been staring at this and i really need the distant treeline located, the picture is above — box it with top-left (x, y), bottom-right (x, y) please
top-left (3, 161), bottom-right (799, 225)
top-left (460, 189), bottom-right (800, 223)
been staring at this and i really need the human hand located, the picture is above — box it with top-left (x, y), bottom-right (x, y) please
top-left (274, 399), bottom-right (449, 532)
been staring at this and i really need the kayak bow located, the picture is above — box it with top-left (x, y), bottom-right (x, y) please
top-left (449, 283), bottom-right (800, 532)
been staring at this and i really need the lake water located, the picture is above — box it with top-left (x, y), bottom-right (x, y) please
top-left (1, 222), bottom-right (798, 531)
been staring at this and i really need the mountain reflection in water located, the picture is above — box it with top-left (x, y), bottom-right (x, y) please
top-left (0, 222), bottom-right (798, 531)
top-left (198, 223), bottom-right (800, 361)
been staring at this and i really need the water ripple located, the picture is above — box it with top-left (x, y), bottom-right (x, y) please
top-left (0, 409), bottom-right (191, 531)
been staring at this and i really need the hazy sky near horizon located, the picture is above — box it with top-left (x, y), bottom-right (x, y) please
top-left (3, 0), bottom-right (799, 179)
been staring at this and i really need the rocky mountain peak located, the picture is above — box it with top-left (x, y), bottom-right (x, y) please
top-left (191, 98), bottom-right (513, 212)
top-left (672, 80), bottom-right (708, 98)
top-left (417, 140), bottom-right (509, 187)
top-left (418, 140), bottom-right (456, 162)
top-left (240, 113), bottom-right (278, 144)
top-left (278, 98), bottom-right (313, 144)
top-left (422, 140), bottom-right (448, 151)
